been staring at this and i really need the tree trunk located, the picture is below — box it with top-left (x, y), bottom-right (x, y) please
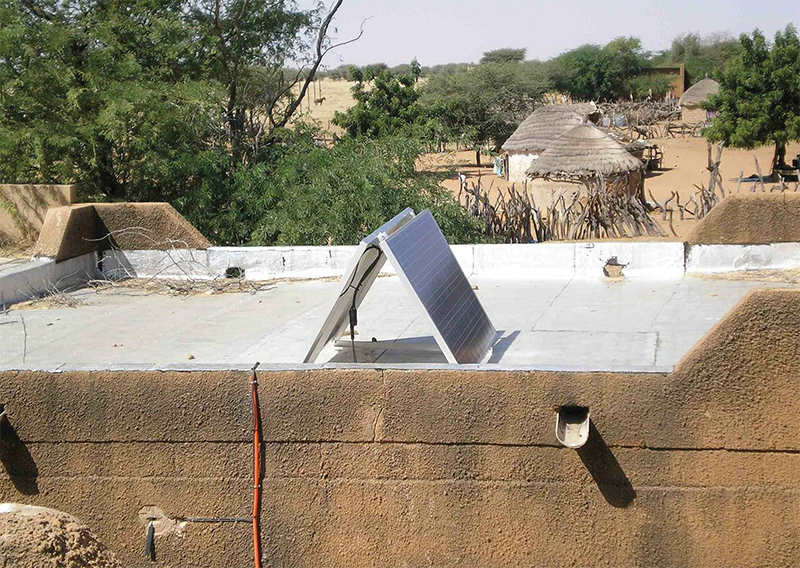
top-left (772, 142), bottom-right (787, 173)
top-left (227, 80), bottom-right (242, 163)
top-left (475, 148), bottom-right (481, 167)
top-left (96, 142), bottom-right (122, 198)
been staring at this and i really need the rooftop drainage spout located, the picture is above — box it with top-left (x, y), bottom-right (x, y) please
top-left (555, 406), bottom-right (590, 449)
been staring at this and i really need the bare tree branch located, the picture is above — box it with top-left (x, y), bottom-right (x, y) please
top-left (270, 0), bottom-right (363, 131)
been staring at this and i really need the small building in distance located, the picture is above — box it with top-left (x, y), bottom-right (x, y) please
top-left (501, 103), bottom-right (596, 184)
top-left (638, 63), bottom-right (686, 98)
top-left (679, 77), bottom-right (720, 124)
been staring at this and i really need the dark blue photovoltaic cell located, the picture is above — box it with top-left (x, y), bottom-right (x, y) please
top-left (382, 210), bottom-right (495, 363)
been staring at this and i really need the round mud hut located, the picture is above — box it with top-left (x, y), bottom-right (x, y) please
top-left (502, 104), bottom-right (596, 183)
top-left (679, 77), bottom-right (719, 123)
top-left (525, 123), bottom-right (645, 206)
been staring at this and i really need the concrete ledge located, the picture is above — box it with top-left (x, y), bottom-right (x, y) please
top-left (574, 241), bottom-right (685, 278)
top-left (0, 252), bottom-right (98, 307)
top-left (100, 241), bottom-right (689, 282)
top-left (686, 242), bottom-right (800, 274)
top-left (0, 362), bottom-right (675, 374)
top-left (4, 241), bottom-right (798, 308)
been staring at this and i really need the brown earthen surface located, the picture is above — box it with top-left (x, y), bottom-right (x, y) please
top-left (33, 204), bottom-right (98, 261)
top-left (0, 289), bottom-right (799, 566)
top-left (32, 202), bottom-right (210, 261)
top-left (686, 193), bottom-right (800, 244)
top-left (93, 202), bottom-right (210, 250)
top-left (0, 184), bottom-right (75, 245)
top-left (0, 504), bottom-right (122, 567)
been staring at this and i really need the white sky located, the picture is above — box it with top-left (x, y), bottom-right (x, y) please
top-left (303, 0), bottom-right (800, 67)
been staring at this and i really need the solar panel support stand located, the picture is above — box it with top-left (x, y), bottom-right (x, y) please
top-left (304, 208), bottom-right (497, 365)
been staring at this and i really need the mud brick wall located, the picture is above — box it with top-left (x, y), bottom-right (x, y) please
top-left (1, 289), bottom-right (799, 567)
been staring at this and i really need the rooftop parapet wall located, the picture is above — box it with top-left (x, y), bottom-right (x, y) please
top-left (0, 184), bottom-right (75, 245)
top-left (33, 202), bottom-right (210, 261)
top-left (687, 193), bottom-right (800, 245)
top-left (101, 241), bottom-right (687, 281)
top-left (1, 289), bottom-right (799, 567)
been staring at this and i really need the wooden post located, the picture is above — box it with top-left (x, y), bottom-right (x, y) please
top-left (754, 157), bottom-right (766, 192)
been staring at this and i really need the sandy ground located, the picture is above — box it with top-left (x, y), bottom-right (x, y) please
top-left (292, 77), bottom-right (429, 137)
top-left (291, 78), bottom-right (356, 135)
top-left (422, 139), bottom-right (800, 239)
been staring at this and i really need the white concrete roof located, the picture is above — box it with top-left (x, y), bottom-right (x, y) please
top-left (0, 273), bottom-right (784, 372)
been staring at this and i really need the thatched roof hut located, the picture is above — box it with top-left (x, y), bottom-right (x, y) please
top-left (679, 78), bottom-right (720, 108)
top-left (502, 104), bottom-right (592, 153)
top-left (526, 123), bottom-right (643, 179)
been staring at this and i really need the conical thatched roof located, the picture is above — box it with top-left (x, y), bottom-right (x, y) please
top-left (680, 78), bottom-right (719, 107)
top-left (502, 104), bottom-right (593, 152)
top-left (526, 123), bottom-right (643, 178)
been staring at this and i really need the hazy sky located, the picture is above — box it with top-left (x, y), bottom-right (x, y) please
top-left (303, 0), bottom-right (799, 67)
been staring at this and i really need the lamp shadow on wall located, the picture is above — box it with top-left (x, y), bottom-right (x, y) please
top-left (576, 422), bottom-right (635, 508)
top-left (0, 417), bottom-right (39, 495)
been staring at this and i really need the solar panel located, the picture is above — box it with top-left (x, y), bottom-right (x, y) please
top-left (303, 208), bottom-right (415, 363)
top-left (379, 210), bottom-right (496, 364)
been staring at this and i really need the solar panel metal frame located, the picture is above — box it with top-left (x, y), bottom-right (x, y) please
top-left (303, 208), bottom-right (416, 363)
top-left (378, 209), bottom-right (497, 364)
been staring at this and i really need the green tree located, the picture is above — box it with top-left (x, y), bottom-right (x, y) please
top-left (480, 48), bottom-right (527, 64)
top-left (363, 62), bottom-right (389, 80)
top-left (422, 57), bottom-right (548, 165)
top-left (0, 0), bottom-right (346, 198)
top-left (410, 58), bottom-right (422, 82)
top-left (217, 132), bottom-right (485, 245)
top-left (549, 37), bottom-right (648, 100)
top-left (627, 74), bottom-right (675, 99)
top-left (704, 25), bottom-right (800, 173)
top-left (652, 32), bottom-right (743, 84)
top-left (332, 67), bottom-right (426, 138)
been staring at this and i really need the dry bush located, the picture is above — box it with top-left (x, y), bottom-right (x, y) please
top-left (464, 177), bottom-right (663, 242)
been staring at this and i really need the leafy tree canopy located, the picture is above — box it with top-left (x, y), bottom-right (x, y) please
top-left (422, 59), bottom-right (548, 163)
top-left (704, 25), bottom-right (800, 172)
top-left (331, 67), bottom-right (426, 138)
top-left (651, 32), bottom-right (743, 84)
top-left (0, 0), bottom-right (333, 199)
top-left (480, 48), bottom-right (527, 64)
top-left (209, 130), bottom-right (485, 245)
top-left (548, 36), bottom-right (649, 101)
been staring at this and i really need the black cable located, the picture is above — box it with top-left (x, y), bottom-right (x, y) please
top-left (338, 244), bottom-right (381, 298)
top-left (342, 245), bottom-right (383, 363)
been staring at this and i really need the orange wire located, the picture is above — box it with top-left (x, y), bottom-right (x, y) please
top-left (251, 366), bottom-right (263, 568)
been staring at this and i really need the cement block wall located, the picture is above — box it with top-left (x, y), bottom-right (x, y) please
top-left (1, 289), bottom-right (799, 567)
